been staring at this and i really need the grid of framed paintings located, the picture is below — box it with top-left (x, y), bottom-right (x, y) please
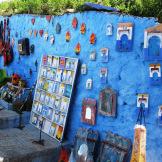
top-left (30, 55), bottom-right (78, 142)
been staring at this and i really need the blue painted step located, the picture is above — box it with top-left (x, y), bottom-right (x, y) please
top-left (0, 109), bottom-right (30, 129)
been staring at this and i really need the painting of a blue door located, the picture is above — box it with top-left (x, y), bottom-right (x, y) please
top-left (148, 36), bottom-right (161, 58)
top-left (116, 34), bottom-right (132, 52)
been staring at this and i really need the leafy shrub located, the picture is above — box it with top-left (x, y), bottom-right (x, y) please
top-left (0, 0), bottom-right (161, 22)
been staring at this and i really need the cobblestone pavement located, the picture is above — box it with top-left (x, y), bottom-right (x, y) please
top-left (0, 125), bottom-right (65, 162)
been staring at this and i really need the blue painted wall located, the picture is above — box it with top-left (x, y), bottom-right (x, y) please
top-left (0, 11), bottom-right (161, 161)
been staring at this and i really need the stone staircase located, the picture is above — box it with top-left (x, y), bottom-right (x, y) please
top-left (0, 107), bottom-right (65, 162)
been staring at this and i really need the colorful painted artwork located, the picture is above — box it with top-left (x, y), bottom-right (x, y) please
top-left (90, 33), bottom-right (96, 44)
top-left (66, 31), bottom-right (70, 42)
top-left (98, 88), bottom-right (117, 117)
top-left (137, 94), bottom-right (149, 109)
top-left (100, 48), bottom-right (109, 62)
top-left (149, 64), bottom-right (161, 85)
top-left (106, 23), bottom-right (113, 36)
top-left (80, 23), bottom-right (86, 34)
top-left (81, 98), bottom-right (97, 125)
top-left (30, 55), bottom-right (78, 141)
top-left (100, 68), bottom-right (108, 83)
top-left (72, 17), bottom-right (78, 29)
top-left (75, 43), bottom-right (81, 55)
top-left (116, 22), bottom-right (133, 52)
top-left (144, 24), bottom-right (162, 60)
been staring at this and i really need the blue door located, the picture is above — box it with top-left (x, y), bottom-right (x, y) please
top-left (148, 36), bottom-right (160, 57)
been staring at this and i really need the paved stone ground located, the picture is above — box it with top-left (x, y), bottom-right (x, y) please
top-left (0, 109), bottom-right (30, 129)
top-left (0, 124), bottom-right (66, 162)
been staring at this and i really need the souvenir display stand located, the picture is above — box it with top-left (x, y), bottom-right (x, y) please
top-left (30, 55), bottom-right (78, 142)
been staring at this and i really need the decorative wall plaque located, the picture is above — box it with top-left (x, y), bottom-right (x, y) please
top-left (100, 68), bottom-right (108, 84)
top-left (66, 31), bottom-right (71, 42)
top-left (86, 79), bottom-right (92, 89)
top-left (116, 22), bottom-right (133, 52)
top-left (137, 94), bottom-right (149, 109)
top-left (149, 63), bottom-right (161, 85)
top-left (81, 98), bottom-right (97, 125)
top-left (81, 64), bottom-right (87, 75)
top-left (72, 17), bottom-right (78, 29)
top-left (144, 24), bottom-right (162, 60)
top-left (98, 88), bottom-right (117, 117)
top-left (56, 23), bottom-right (61, 34)
top-left (106, 23), bottom-right (113, 36)
top-left (80, 23), bottom-right (86, 34)
top-left (100, 48), bottom-right (109, 63)
top-left (90, 51), bottom-right (96, 61)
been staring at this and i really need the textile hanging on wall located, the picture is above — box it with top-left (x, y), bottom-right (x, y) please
top-left (130, 124), bottom-right (146, 162)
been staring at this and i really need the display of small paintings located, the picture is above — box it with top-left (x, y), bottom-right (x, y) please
top-left (106, 23), bottom-right (113, 36)
top-left (86, 79), bottom-right (92, 89)
top-left (144, 24), bottom-right (162, 61)
top-left (80, 23), bottom-right (86, 34)
top-left (90, 51), bottom-right (96, 61)
top-left (100, 68), bottom-right (108, 84)
top-left (100, 48), bottom-right (109, 63)
top-left (72, 17), bottom-right (78, 29)
top-left (66, 31), bottom-right (71, 42)
top-left (81, 98), bottom-right (97, 125)
top-left (137, 94), bottom-right (149, 109)
top-left (90, 33), bottom-right (96, 44)
top-left (75, 43), bottom-right (81, 55)
top-left (50, 35), bottom-right (55, 44)
top-left (98, 88), bottom-right (117, 117)
top-left (56, 23), bottom-right (61, 34)
top-left (149, 64), bottom-right (162, 86)
top-left (81, 64), bottom-right (87, 75)
top-left (30, 55), bottom-right (78, 142)
top-left (158, 105), bottom-right (162, 126)
top-left (116, 22), bottom-right (133, 52)
top-left (44, 32), bottom-right (48, 40)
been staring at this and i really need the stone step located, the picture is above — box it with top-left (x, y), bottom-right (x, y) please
top-left (0, 124), bottom-right (67, 162)
top-left (0, 109), bottom-right (30, 129)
